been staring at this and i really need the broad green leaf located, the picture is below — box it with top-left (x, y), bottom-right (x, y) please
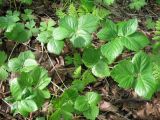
top-left (60, 16), bottom-right (78, 34)
top-left (21, 59), bottom-right (38, 72)
top-left (22, 9), bottom-right (35, 21)
top-left (82, 70), bottom-right (96, 85)
top-left (74, 96), bottom-right (90, 112)
top-left (39, 19), bottom-right (55, 32)
top-left (101, 39), bottom-right (123, 64)
top-left (30, 67), bottom-right (51, 90)
top-left (0, 66), bottom-right (8, 80)
top-left (70, 30), bottom-right (92, 48)
top-left (53, 27), bottom-right (70, 40)
top-left (10, 78), bottom-right (23, 100)
top-left (37, 31), bottom-right (51, 43)
top-left (8, 58), bottom-right (23, 72)
top-left (111, 60), bottom-right (135, 88)
top-left (118, 19), bottom-right (138, 37)
top-left (83, 106), bottom-right (99, 120)
top-left (129, 0), bottom-right (146, 10)
top-left (122, 32), bottom-right (149, 51)
top-left (86, 92), bottom-right (101, 106)
top-left (103, 0), bottom-right (115, 5)
top-left (47, 40), bottom-right (64, 55)
top-left (82, 47), bottom-right (100, 68)
top-left (18, 51), bottom-right (35, 61)
top-left (25, 20), bottom-right (39, 37)
top-left (78, 14), bottom-right (99, 33)
top-left (62, 88), bottom-right (79, 102)
top-left (92, 60), bottom-right (110, 78)
top-left (0, 16), bottom-right (19, 30)
top-left (0, 51), bottom-right (7, 66)
top-left (97, 19), bottom-right (117, 41)
top-left (5, 23), bottom-right (30, 42)
top-left (12, 99), bottom-right (38, 117)
top-left (31, 89), bottom-right (50, 107)
top-left (132, 52), bottom-right (156, 99)
top-left (71, 80), bottom-right (85, 92)
top-left (50, 110), bottom-right (61, 120)
top-left (112, 52), bottom-right (157, 99)
top-left (135, 73), bottom-right (156, 99)
top-left (17, 72), bottom-right (33, 88)
top-left (62, 110), bottom-right (73, 120)
top-left (81, 0), bottom-right (94, 12)
top-left (132, 52), bottom-right (151, 73)
top-left (8, 51), bottom-right (36, 72)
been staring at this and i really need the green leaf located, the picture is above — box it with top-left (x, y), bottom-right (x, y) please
top-left (78, 14), bottom-right (99, 33)
top-left (82, 70), bottom-right (96, 85)
top-left (92, 60), bottom-right (110, 78)
top-left (12, 99), bottom-right (38, 117)
top-left (82, 47), bottom-right (100, 68)
top-left (83, 106), bottom-right (99, 120)
top-left (101, 39), bottom-right (123, 64)
top-left (70, 30), bottom-right (92, 48)
top-left (0, 66), bottom-right (8, 80)
top-left (37, 31), bottom-right (51, 43)
top-left (20, 0), bottom-right (32, 4)
top-left (129, 0), bottom-right (146, 10)
top-left (10, 78), bottom-right (23, 100)
top-left (47, 40), bottom-right (64, 55)
top-left (25, 20), bottom-right (39, 37)
top-left (111, 52), bottom-right (157, 99)
top-left (146, 18), bottom-right (155, 30)
top-left (0, 51), bottom-right (7, 66)
top-left (5, 23), bottom-right (30, 43)
top-left (81, 0), bottom-right (94, 12)
top-left (22, 9), bottom-right (35, 21)
top-left (21, 59), bottom-right (38, 72)
top-left (122, 32), bottom-right (149, 51)
top-left (73, 66), bottom-right (81, 79)
top-left (50, 110), bottom-right (61, 120)
top-left (60, 16), bottom-right (78, 34)
top-left (111, 60), bottom-right (135, 88)
top-left (53, 27), bottom-right (70, 40)
top-left (74, 96), bottom-right (90, 112)
top-left (39, 19), bottom-right (55, 32)
top-left (118, 19), bottom-right (138, 37)
top-left (103, 0), bottom-right (115, 5)
top-left (132, 52), bottom-right (156, 99)
top-left (0, 14), bottom-right (19, 30)
top-left (8, 51), bottom-right (36, 72)
top-left (92, 7), bottom-right (111, 20)
top-left (68, 3), bottom-right (78, 17)
top-left (71, 80), bottom-right (85, 92)
top-left (86, 92), bottom-right (101, 106)
top-left (73, 53), bottom-right (82, 67)
top-left (97, 19), bottom-right (117, 41)
top-left (30, 67), bottom-right (51, 90)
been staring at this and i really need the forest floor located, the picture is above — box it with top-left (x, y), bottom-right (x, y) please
top-left (1, 0), bottom-right (160, 120)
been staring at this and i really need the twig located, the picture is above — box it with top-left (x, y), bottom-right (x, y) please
top-left (43, 46), bottom-right (68, 89)
top-left (8, 42), bottom-right (18, 61)
top-left (50, 81), bottom-right (64, 92)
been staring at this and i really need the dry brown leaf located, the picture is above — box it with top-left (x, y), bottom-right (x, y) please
top-left (100, 101), bottom-right (118, 112)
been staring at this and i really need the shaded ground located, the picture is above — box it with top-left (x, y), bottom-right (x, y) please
top-left (0, 0), bottom-right (160, 120)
